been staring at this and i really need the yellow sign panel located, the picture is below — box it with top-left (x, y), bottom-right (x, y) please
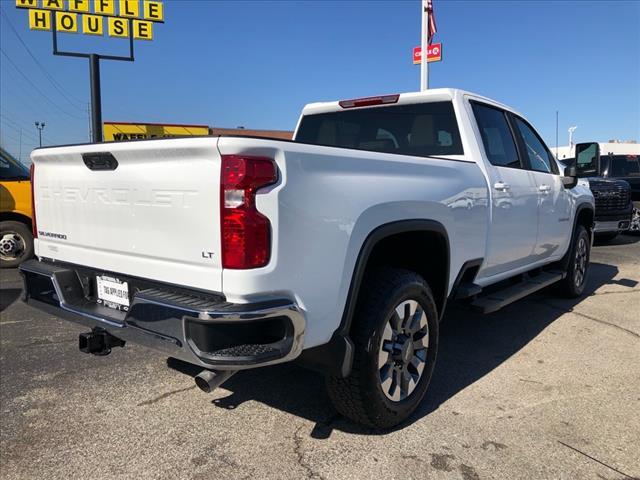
top-left (16, 0), bottom-right (38, 7)
top-left (118, 0), bottom-right (139, 18)
top-left (82, 14), bottom-right (103, 35)
top-left (133, 19), bottom-right (152, 40)
top-left (55, 11), bottom-right (78, 32)
top-left (17, 0), bottom-right (163, 38)
top-left (143, 1), bottom-right (162, 22)
top-left (28, 9), bottom-right (51, 30)
top-left (103, 123), bottom-right (210, 142)
top-left (68, 0), bottom-right (90, 13)
top-left (94, 0), bottom-right (115, 15)
top-left (107, 16), bottom-right (128, 37)
top-left (42, 0), bottom-right (64, 10)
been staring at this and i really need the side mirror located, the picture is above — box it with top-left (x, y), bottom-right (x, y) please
top-left (575, 142), bottom-right (600, 177)
top-left (562, 159), bottom-right (578, 188)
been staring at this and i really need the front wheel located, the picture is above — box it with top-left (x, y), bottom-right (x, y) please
top-left (628, 206), bottom-right (640, 234)
top-left (326, 268), bottom-right (439, 428)
top-left (556, 225), bottom-right (590, 298)
top-left (0, 221), bottom-right (34, 269)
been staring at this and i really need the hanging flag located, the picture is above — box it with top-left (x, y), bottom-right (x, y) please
top-left (424, 0), bottom-right (437, 44)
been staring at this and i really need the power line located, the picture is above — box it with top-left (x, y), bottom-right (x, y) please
top-left (1, 48), bottom-right (86, 120)
top-left (0, 119), bottom-right (39, 143)
top-left (0, 5), bottom-right (87, 112)
top-left (0, 66), bottom-right (68, 120)
top-left (1, 113), bottom-right (58, 146)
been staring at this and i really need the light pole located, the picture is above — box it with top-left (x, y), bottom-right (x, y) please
top-left (568, 126), bottom-right (577, 149)
top-left (35, 121), bottom-right (45, 147)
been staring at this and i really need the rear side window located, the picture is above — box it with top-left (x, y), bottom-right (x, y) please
top-left (513, 117), bottom-right (558, 174)
top-left (471, 103), bottom-right (520, 168)
top-left (295, 101), bottom-right (464, 157)
top-left (608, 154), bottom-right (640, 177)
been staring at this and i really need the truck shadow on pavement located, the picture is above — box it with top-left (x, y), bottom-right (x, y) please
top-left (0, 288), bottom-right (22, 313)
top-left (168, 261), bottom-right (628, 438)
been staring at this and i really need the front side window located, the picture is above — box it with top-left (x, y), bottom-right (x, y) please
top-left (513, 117), bottom-right (557, 174)
top-left (296, 101), bottom-right (464, 157)
top-left (471, 102), bottom-right (520, 168)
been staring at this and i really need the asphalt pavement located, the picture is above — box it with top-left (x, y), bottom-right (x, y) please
top-left (1, 236), bottom-right (639, 480)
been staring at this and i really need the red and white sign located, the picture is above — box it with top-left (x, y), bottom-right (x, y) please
top-left (413, 43), bottom-right (442, 64)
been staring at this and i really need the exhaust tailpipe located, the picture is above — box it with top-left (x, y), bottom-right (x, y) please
top-left (195, 369), bottom-right (236, 393)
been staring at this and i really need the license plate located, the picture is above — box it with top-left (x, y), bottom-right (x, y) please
top-left (96, 275), bottom-right (130, 311)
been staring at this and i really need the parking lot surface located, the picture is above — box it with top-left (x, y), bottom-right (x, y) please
top-left (1, 237), bottom-right (639, 480)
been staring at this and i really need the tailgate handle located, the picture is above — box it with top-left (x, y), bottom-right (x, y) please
top-left (82, 152), bottom-right (118, 171)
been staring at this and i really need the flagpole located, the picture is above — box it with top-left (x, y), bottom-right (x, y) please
top-left (420, 0), bottom-right (428, 91)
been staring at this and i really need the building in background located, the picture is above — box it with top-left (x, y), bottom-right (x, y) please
top-left (209, 127), bottom-right (293, 140)
top-left (103, 122), bottom-right (293, 142)
top-left (552, 140), bottom-right (638, 160)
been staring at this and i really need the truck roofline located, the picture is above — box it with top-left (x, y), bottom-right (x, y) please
top-left (300, 88), bottom-right (523, 118)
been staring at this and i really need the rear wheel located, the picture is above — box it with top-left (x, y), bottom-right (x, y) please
top-left (326, 268), bottom-right (439, 428)
top-left (0, 221), bottom-right (33, 268)
top-left (556, 225), bottom-right (590, 298)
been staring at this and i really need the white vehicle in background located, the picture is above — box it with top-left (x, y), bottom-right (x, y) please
top-left (21, 89), bottom-right (594, 428)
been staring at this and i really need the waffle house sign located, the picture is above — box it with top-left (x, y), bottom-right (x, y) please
top-left (15, 0), bottom-right (164, 40)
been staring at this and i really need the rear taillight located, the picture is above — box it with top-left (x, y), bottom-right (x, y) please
top-left (30, 163), bottom-right (37, 238)
top-left (220, 155), bottom-right (277, 269)
top-left (338, 94), bottom-right (399, 109)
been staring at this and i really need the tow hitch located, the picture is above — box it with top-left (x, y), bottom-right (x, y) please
top-left (79, 327), bottom-right (126, 356)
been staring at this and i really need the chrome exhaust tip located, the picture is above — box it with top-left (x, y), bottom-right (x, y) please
top-left (194, 369), bottom-right (236, 393)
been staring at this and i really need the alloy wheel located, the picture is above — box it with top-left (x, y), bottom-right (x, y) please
top-left (574, 236), bottom-right (588, 287)
top-left (378, 299), bottom-right (429, 402)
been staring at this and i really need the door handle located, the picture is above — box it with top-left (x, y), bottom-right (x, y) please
top-left (494, 181), bottom-right (511, 192)
top-left (538, 184), bottom-right (551, 194)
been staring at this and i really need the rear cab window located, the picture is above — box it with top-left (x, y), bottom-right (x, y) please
top-left (295, 101), bottom-right (464, 158)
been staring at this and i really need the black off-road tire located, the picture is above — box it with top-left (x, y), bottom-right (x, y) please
top-left (556, 225), bottom-right (590, 298)
top-left (326, 268), bottom-right (439, 429)
top-left (0, 221), bottom-right (34, 269)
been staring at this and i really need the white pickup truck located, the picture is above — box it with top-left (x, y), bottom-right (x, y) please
top-left (21, 89), bottom-right (595, 428)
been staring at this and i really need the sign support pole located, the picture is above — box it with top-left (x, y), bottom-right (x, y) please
top-left (420, 0), bottom-right (429, 91)
top-left (51, 18), bottom-right (135, 143)
top-left (89, 54), bottom-right (103, 142)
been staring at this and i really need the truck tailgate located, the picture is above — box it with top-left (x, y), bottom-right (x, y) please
top-left (31, 137), bottom-right (223, 293)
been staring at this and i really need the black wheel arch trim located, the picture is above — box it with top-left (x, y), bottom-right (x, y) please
top-left (560, 202), bottom-right (595, 270)
top-left (296, 219), bottom-right (450, 377)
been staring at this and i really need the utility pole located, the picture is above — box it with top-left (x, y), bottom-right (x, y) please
top-left (568, 126), bottom-right (577, 150)
top-left (89, 54), bottom-right (102, 142)
top-left (555, 111), bottom-right (559, 158)
top-left (35, 121), bottom-right (45, 147)
top-left (88, 102), bottom-right (92, 142)
top-left (420, 0), bottom-right (429, 91)
top-left (18, 128), bottom-right (22, 162)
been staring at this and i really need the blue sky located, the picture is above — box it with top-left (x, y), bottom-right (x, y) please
top-left (1, 0), bottom-right (638, 163)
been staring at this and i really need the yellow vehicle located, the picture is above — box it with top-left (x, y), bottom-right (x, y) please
top-left (0, 147), bottom-right (33, 268)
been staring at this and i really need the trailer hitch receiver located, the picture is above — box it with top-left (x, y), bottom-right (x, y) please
top-left (79, 327), bottom-right (126, 356)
